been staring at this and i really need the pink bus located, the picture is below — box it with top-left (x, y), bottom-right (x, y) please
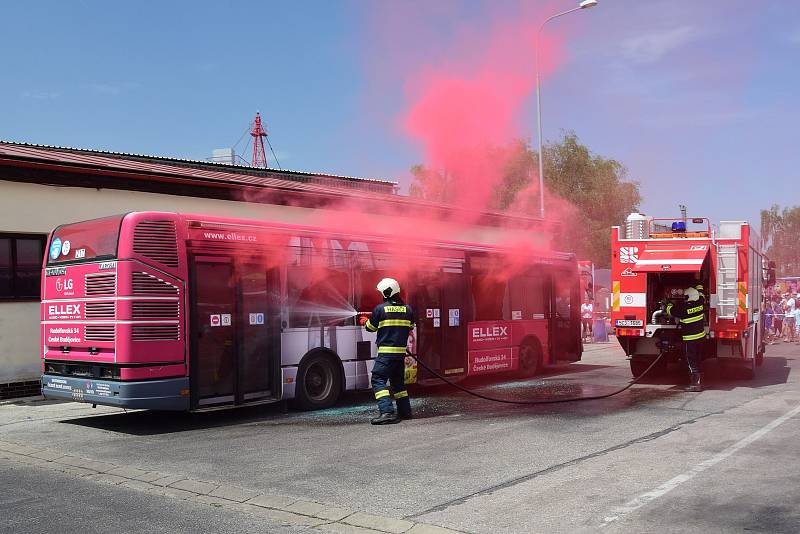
top-left (41, 212), bottom-right (582, 411)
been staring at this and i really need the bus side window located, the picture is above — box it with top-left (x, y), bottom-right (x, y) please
top-left (286, 238), bottom-right (351, 328)
top-left (555, 276), bottom-right (572, 319)
top-left (353, 270), bottom-right (388, 316)
top-left (471, 274), bottom-right (506, 321)
top-left (508, 274), bottom-right (545, 320)
top-left (287, 269), bottom-right (350, 328)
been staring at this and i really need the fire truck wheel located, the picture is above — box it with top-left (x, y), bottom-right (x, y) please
top-left (294, 351), bottom-right (343, 411)
top-left (518, 339), bottom-right (542, 378)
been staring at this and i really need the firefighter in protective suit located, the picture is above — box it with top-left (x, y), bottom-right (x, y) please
top-left (666, 286), bottom-right (706, 392)
top-left (360, 278), bottom-right (414, 425)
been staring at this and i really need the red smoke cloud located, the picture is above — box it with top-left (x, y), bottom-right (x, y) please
top-left (236, 2), bottom-right (580, 297)
top-left (397, 2), bottom-right (566, 216)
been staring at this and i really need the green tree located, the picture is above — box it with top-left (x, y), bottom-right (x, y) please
top-left (409, 131), bottom-right (641, 267)
top-left (761, 205), bottom-right (800, 276)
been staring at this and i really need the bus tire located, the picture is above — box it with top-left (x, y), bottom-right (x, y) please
top-left (294, 351), bottom-right (343, 411)
top-left (518, 338), bottom-right (543, 378)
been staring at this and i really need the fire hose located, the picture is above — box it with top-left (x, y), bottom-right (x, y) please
top-left (405, 349), bottom-right (668, 405)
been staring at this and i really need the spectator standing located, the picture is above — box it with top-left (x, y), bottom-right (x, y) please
top-left (794, 294), bottom-right (800, 343)
top-left (764, 301), bottom-right (775, 344)
top-left (581, 301), bottom-right (593, 342)
top-left (774, 298), bottom-right (784, 342)
top-left (784, 294), bottom-right (796, 342)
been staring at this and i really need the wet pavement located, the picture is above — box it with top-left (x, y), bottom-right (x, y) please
top-left (1, 340), bottom-right (799, 533)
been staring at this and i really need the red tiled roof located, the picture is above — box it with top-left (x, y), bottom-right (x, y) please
top-left (0, 141), bottom-right (543, 228)
top-left (0, 142), bottom-right (393, 198)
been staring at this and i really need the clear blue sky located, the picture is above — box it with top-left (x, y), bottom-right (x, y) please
top-left (1, 0), bottom-right (798, 229)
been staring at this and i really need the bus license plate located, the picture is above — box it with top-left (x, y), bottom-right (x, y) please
top-left (616, 320), bottom-right (643, 327)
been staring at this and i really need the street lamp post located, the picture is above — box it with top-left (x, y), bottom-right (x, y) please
top-left (535, 0), bottom-right (598, 219)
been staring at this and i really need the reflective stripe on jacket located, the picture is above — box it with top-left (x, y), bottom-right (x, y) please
top-left (666, 296), bottom-right (706, 342)
top-left (364, 299), bottom-right (414, 358)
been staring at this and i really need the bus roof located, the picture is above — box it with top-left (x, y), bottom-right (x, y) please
top-left (132, 211), bottom-right (575, 262)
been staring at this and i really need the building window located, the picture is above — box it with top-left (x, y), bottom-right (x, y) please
top-left (0, 234), bottom-right (47, 300)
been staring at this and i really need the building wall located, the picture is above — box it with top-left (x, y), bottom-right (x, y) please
top-left (0, 179), bottom-right (540, 384)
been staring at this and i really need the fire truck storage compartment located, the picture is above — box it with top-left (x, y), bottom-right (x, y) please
top-left (646, 270), bottom-right (709, 326)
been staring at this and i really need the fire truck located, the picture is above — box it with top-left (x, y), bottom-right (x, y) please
top-left (611, 214), bottom-right (774, 379)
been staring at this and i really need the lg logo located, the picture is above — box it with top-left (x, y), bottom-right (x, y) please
top-left (55, 278), bottom-right (74, 292)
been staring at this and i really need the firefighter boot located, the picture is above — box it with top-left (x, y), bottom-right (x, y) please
top-left (370, 412), bottom-right (399, 425)
top-left (396, 393), bottom-right (412, 419)
top-left (687, 372), bottom-right (703, 392)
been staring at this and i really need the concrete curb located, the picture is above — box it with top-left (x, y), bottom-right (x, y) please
top-left (0, 439), bottom-right (469, 534)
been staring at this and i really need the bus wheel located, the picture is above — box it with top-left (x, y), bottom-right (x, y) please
top-left (518, 340), bottom-right (542, 378)
top-left (295, 352), bottom-right (342, 410)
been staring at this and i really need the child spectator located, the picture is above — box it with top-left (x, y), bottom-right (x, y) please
top-left (765, 301), bottom-right (775, 344)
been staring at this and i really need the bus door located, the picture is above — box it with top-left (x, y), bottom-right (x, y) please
top-left (190, 256), bottom-right (281, 408)
top-left (191, 256), bottom-right (237, 407)
top-left (237, 263), bottom-right (281, 403)
top-left (412, 272), bottom-right (468, 379)
top-left (441, 273), bottom-right (468, 375)
top-left (412, 273), bottom-right (443, 380)
top-left (550, 269), bottom-right (581, 361)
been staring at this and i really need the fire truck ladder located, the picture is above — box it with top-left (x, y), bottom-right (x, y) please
top-left (716, 243), bottom-right (739, 322)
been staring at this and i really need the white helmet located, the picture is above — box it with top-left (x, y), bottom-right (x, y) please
top-left (685, 287), bottom-right (700, 302)
top-left (377, 278), bottom-right (401, 299)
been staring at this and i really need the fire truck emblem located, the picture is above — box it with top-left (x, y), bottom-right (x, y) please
top-left (621, 268), bottom-right (637, 277)
top-left (619, 246), bottom-right (639, 264)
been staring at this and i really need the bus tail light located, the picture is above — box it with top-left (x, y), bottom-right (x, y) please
top-left (616, 328), bottom-right (644, 337)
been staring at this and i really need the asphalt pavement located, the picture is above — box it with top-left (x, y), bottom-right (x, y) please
top-left (1, 340), bottom-right (798, 534)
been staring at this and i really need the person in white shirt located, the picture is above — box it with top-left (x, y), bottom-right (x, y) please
top-left (793, 294), bottom-right (800, 343)
top-left (784, 294), bottom-right (796, 342)
top-left (580, 302), bottom-right (593, 342)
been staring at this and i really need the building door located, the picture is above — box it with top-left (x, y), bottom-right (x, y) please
top-left (191, 257), bottom-right (237, 407)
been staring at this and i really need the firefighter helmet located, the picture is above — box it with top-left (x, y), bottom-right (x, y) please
top-left (685, 287), bottom-right (701, 302)
top-left (377, 278), bottom-right (401, 299)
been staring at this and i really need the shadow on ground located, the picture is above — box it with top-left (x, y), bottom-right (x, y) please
top-left (62, 370), bottom-right (688, 436)
top-left (632, 356), bottom-right (791, 391)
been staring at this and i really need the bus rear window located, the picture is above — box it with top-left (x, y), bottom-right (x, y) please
top-left (47, 215), bottom-right (123, 264)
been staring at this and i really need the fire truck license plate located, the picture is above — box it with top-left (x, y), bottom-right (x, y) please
top-left (616, 319), bottom-right (644, 327)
